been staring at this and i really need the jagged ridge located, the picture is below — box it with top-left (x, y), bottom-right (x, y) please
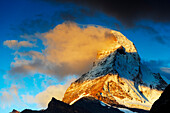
top-left (16, 97), bottom-right (125, 113)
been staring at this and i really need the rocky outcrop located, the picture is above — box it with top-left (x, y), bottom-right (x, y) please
top-left (150, 84), bottom-right (170, 113)
top-left (45, 97), bottom-right (89, 113)
top-left (10, 109), bottom-right (20, 113)
top-left (21, 97), bottom-right (90, 113)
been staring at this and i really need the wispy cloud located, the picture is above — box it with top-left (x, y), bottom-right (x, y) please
top-left (132, 23), bottom-right (170, 46)
top-left (161, 67), bottom-right (170, 74)
top-left (0, 85), bottom-right (21, 109)
top-left (3, 40), bottom-right (35, 49)
top-left (21, 94), bottom-right (35, 104)
top-left (142, 59), bottom-right (170, 79)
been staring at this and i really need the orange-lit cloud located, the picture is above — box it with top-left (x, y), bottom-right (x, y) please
top-left (7, 22), bottom-right (115, 78)
top-left (3, 40), bottom-right (35, 49)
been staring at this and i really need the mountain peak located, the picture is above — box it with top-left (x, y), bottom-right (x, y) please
top-left (63, 31), bottom-right (167, 110)
top-left (96, 30), bottom-right (137, 60)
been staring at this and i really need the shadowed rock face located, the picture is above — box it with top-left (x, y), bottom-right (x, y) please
top-left (21, 97), bottom-right (90, 113)
top-left (12, 96), bottom-right (150, 113)
top-left (45, 97), bottom-right (87, 113)
top-left (19, 97), bottom-right (124, 113)
top-left (150, 85), bottom-right (170, 113)
top-left (73, 96), bottom-right (123, 113)
top-left (74, 96), bottom-right (150, 113)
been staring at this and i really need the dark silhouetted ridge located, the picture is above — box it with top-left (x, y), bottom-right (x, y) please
top-left (150, 84), bottom-right (170, 113)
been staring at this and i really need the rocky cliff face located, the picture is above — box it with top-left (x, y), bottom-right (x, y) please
top-left (63, 30), bottom-right (167, 110)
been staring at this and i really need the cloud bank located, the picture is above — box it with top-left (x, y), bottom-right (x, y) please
top-left (42, 0), bottom-right (170, 26)
top-left (6, 22), bottom-right (114, 78)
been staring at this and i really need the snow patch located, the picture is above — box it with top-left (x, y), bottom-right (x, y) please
top-left (100, 101), bottom-right (106, 106)
top-left (113, 96), bottom-right (152, 110)
top-left (118, 108), bottom-right (137, 113)
top-left (70, 93), bottom-right (90, 105)
top-left (99, 100), bottom-right (111, 107)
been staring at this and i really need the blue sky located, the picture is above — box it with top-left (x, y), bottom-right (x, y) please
top-left (0, 0), bottom-right (170, 112)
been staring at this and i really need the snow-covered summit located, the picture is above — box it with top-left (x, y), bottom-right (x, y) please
top-left (96, 30), bottom-right (137, 60)
top-left (63, 30), bottom-right (167, 110)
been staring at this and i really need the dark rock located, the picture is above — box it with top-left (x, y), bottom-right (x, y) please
top-left (116, 46), bottom-right (126, 55)
top-left (21, 109), bottom-right (41, 113)
top-left (150, 84), bottom-right (170, 113)
top-left (20, 97), bottom-right (124, 113)
top-left (73, 96), bottom-right (149, 113)
top-left (21, 97), bottom-right (91, 113)
top-left (10, 109), bottom-right (20, 113)
top-left (45, 97), bottom-right (90, 113)
top-left (73, 96), bottom-right (123, 113)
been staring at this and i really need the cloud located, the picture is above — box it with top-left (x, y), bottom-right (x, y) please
top-left (3, 40), bottom-right (35, 49)
top-left (34, 85), bottom-right (68, 107)
top-left (0, 85), bottom-right (20, 109)
top-left (41, 0), bottom-right (170, 27)
top-left (142, 59), bottom-right (170, 79)
top-left (161, 67), bottom-right (170, 74)
top-left (8, 51), bottom-right (47, 78)
top-left (7, 22), bottom-right (115, 78)
top-left (142, 60), bottom-right (169, 69)
top-left (21, 94), bottom-right (35, 104)
top-left (130, 23), bottom-right (170, 45)
top-left (22, 77), bottom-right (76, 107)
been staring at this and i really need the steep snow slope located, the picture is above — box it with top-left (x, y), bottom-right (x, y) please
top-left (63, 30), bottom-right (167, 110)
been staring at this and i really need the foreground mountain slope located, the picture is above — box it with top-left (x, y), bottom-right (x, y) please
top-left (63, 30), bottom-right (167, 110)
top-left (18, 96), bottom-right (149, 113)
top-left (18, 97), bottom-right (124, 113)
top-left (150, 84), bottom-right (170, 113)
top-left (74, 95), bottom-right (149, 113)
top-left (20, 97), bottom-right (91, 113)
